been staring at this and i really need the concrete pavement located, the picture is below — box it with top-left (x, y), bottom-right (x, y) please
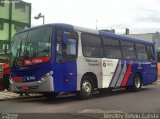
top-left (0, 91), bottom-right (19, 101)
top-left (0, 91), bottom-right (41, 101)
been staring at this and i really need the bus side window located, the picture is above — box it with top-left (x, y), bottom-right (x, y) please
top-left (121, 41), bottom-right (136, 60)
top-left (81, 33), bottom-right (103, 58)
top-left (102, 37), bottom-right (122, 59)
top-left (146, 45), bottom-right (155, 61)
top-left (135, 43), bottom-right (148, 61)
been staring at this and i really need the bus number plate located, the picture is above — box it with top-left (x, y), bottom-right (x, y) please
top-left (21, 86), bottom-right (30, 90)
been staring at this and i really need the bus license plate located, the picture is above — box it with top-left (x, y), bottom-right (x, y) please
top-left (21, 86), bottom-right (30, 90)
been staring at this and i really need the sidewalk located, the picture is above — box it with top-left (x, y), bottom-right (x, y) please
top-left (0, 91), bottom-right (19, 101)
top-left (0, 91), bottom-right (42, 101)
top-left (154, 78), bottom-right (160, 85)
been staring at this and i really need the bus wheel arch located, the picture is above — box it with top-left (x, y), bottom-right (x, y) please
top-left (82, 72), bottom-right (98, 89)
top-left (77, 72), bottom-right (98, 99)
top-left (134, 73), bottom-right (142, 90)
top-left (126, 72), bottom-right (142, 92)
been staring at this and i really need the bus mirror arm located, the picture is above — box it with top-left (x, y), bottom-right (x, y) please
top-left (62, 33), bottom-right (67, 45)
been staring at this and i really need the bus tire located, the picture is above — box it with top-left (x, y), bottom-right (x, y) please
top-left (126, 73), bottom-right (142, 92)
top-left (43, 92), bottom-right (58, 99)
top-left (77, 76), bottom-right (94, 99)
top-left (99, 88), bottom-right (112, 94)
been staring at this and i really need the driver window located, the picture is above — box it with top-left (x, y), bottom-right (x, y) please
top-left (56, 30), bottom-right (78, 63)
top-left (66, 38), bottom-right (76, 55)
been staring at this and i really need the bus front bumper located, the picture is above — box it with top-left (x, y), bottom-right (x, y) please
top-left (9, 76), bottom-right (54, 93)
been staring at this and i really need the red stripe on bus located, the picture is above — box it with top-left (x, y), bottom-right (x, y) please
top-left (121, 64), bottom-right (131, 86)
top-left (12, 77), bottom-right (22, 82)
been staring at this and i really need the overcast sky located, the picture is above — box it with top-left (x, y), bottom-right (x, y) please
top-left (24, 0), bottom-right (160, 34)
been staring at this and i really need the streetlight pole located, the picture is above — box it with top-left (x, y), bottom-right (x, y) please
top-left (42, 16), bottom-right (45, 24)
top-left (34, 13), bottom-right (45, 24)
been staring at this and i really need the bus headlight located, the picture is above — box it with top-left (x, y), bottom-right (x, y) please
top-left (41, 71), bottom-right (53, 81)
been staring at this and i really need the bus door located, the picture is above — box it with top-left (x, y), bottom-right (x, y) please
top-left (55, 29), bottom-right (78, 92)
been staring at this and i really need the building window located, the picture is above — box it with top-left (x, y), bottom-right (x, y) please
top-left (0, 0), bottom-right (5, 7)
top-left (0, 43), bottom-right (3, 50)
top-left (15, 25), bottom-right (24, 32)
top-left (15, 2), bottom-right (25, 11)
top-left (0, 21), bottom-right (4, 30)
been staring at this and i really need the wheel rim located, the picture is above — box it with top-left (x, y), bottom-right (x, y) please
top-left (135, 76), bottom-right (141, 88)
top-left (82, 81), bottom-right (92, 95)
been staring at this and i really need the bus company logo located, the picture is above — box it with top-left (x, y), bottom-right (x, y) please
top-left (103, 63), bottom-right (106, 67)
top-left (151, 64), bottom-right (156, 68)
top-left (24, 76), bottom-right (35, 81)
top-left (64, 31), bottom-right (70, 35)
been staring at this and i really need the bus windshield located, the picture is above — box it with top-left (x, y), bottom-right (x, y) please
top-left (11, 26), bottom-right (52, 67)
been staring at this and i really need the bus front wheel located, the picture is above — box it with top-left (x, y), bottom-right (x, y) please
top-left (77, 76), bottom-right (94, 99)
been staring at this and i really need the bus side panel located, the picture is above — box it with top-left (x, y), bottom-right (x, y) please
top-left (53, 60), bottom-right (77, 92)
top-left (112, 60), bottom-right (133, 87)
top-left (76, 57), bottom-right (102, 90)
top-left (102, 59), bottom-right (120, 88)
top-left (126, 60), bottom-right (157, 86)
top-left (125, 60), bottom-right (137, 86)
top-left (139, 61), bottom-right (157, 84)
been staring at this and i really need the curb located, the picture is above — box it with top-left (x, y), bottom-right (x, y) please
top-left (0, 92), bottom-right (18, 101)
top-left (0, 92), bottom-right (42, 101)
top-left (155, 79), bottom-right (160, 85)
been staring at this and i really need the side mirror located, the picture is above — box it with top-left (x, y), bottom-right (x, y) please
top-left (62, 33), bottom-right (67, 44)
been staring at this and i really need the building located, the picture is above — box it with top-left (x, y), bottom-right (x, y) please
top-left (124, 32), bottom-right (160, 52)
top-left (124, 31), bottom-right (160, 62)
top-left (99, 29), bottom-right (115, 33)
top-left (0, 0), bottom-right (31, 61)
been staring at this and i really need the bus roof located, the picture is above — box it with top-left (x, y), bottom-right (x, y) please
top-left (15, 23), bottom-right (154, 45)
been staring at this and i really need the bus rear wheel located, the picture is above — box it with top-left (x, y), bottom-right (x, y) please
top-left (77, 76), bottom-right (94, 99)
top-left (126, 73), bottom-right (142, 92)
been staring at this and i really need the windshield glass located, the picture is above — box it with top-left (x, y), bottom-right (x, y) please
top-left (11, 26), bottom-right (52, 67)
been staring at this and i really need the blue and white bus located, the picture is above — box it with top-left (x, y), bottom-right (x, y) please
top-left (10, 24), bottom-right (157, 99)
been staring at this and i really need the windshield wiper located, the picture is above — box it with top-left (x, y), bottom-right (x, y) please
top-left (23, 46), bottom-right (33, 65)
top-left (18, 41), bottom-right (23, 58)
top-left (13, 41), bottom-right (23, 66)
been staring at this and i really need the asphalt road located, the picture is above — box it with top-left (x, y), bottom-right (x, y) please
top-left (1, 84), bottom-right (160, 119)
